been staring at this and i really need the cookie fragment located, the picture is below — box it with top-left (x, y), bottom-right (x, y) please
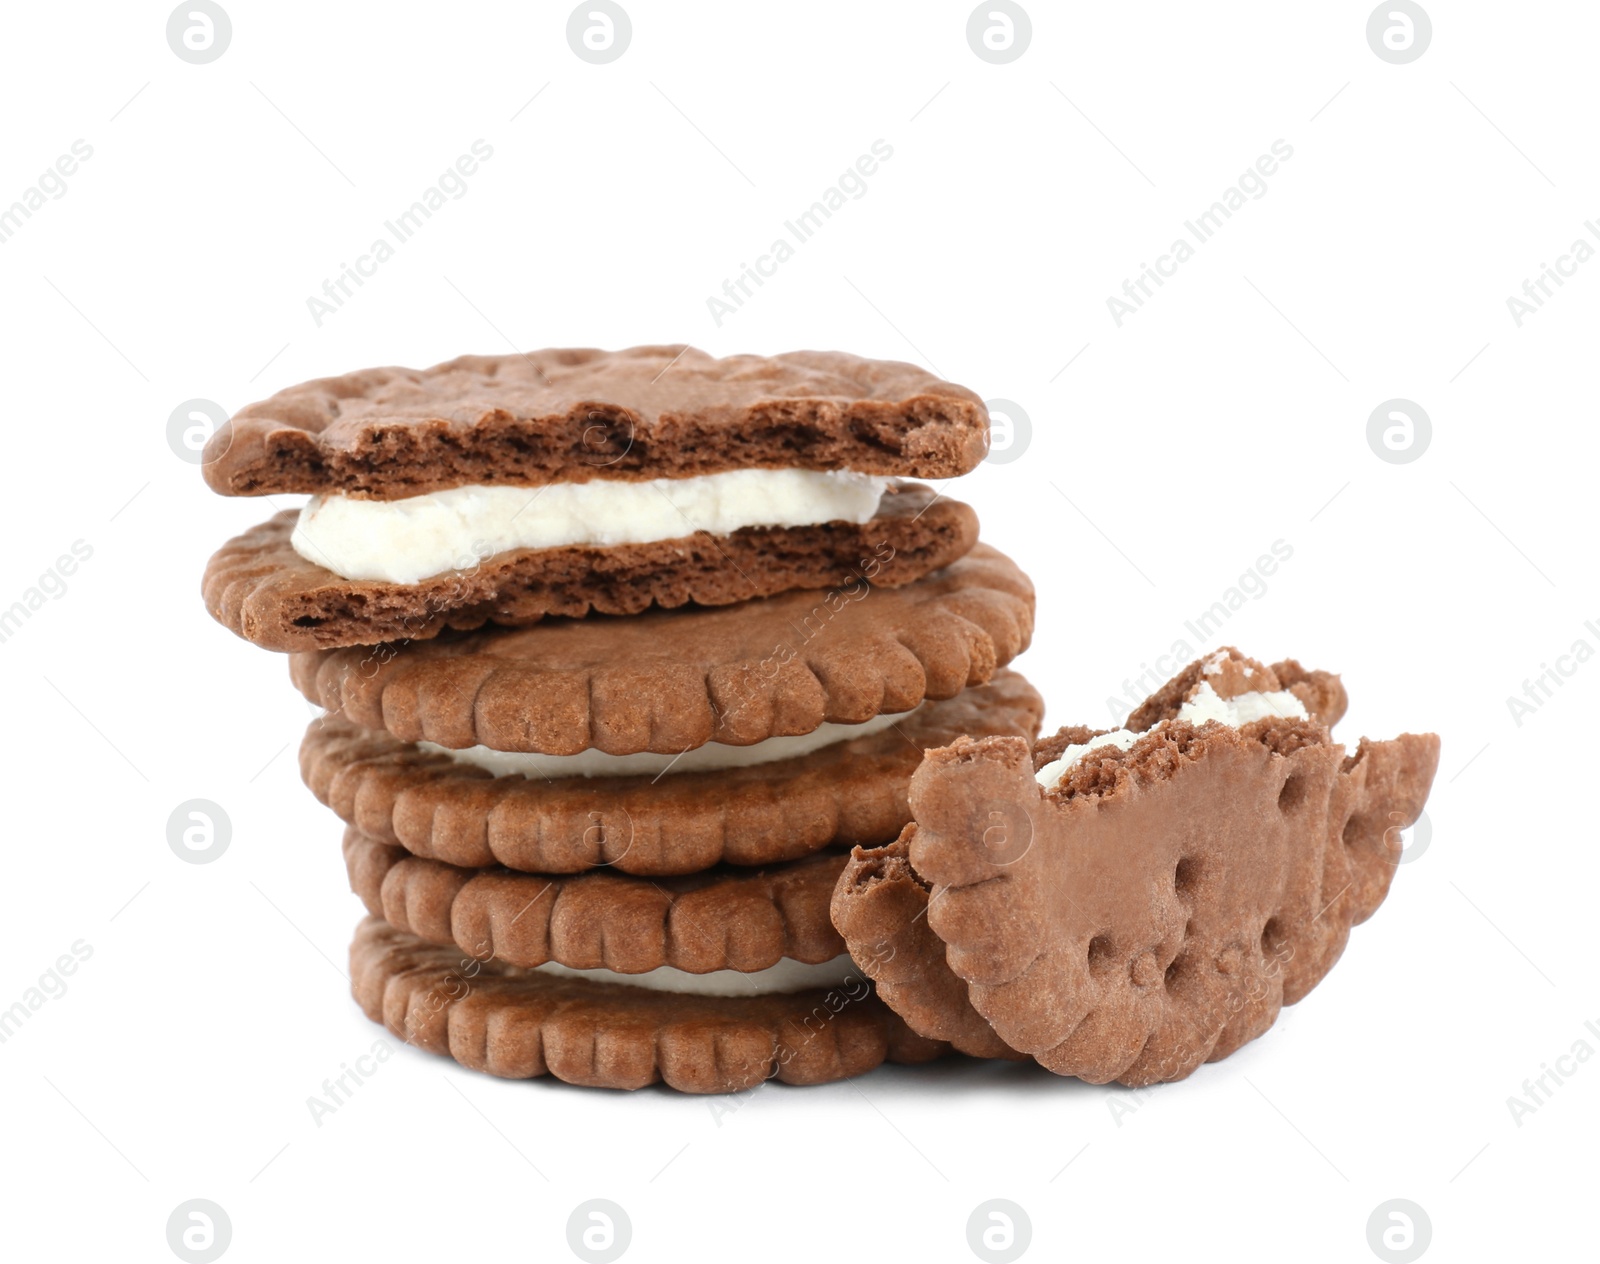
top-left (830, 835), bottom-right (1022, 1060)
top-left (290, 544), bottom-right (1035, 754)
top-left (1123, 649), bottom-right (1347, 732)
top-left (204, 484), bottom-right (977, 652)
top-left (831, 653), bottom-right (1440, 1084)
top-left (303, 670), bottom-right (1043, 875)
top-left (205, 347), bottom-right (990, 498)
top-left (349, 917), bottom-right (948, 1092)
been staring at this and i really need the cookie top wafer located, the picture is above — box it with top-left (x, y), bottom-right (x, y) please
top-left (344, 828), bottom-right (849, 973)
top-left (290, 543), bottom-right (1034, 754)
top-left (350, 917), bottom-right (948, 1092)
top-left (203, 483), bottom-right (978, 652)
top-left (204, 347), bottom-right (989, 498)
top-left (831, 650), bottom-right (1440, 1084)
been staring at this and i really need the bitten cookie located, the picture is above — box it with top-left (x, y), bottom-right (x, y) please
top-left (831, 649), bottom-right (1440, 1085)
top-left (290, 543), bottom-right (1035, 754)
top-left (304, 671), bottom-right (1043, 875)
top-left (350, 917), bottom-right (949, 1093)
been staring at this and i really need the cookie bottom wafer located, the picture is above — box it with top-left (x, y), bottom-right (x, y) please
top-left (350, 917), bottom-right (948, 1092)
top-left (205, 483), bottom-right (978, 652)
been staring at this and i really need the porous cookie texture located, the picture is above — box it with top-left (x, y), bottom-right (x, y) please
top-left (204, 347), bottom-right (990, 498)
top-left (302, 671), bottom-right (1044, 875)
top-left (290, 544), bottom-right (1035, 755)
top-left (344, 828), bottom-right (848, 973)
top-left (203, 484), bottom-right (977, 652)
top-left (349, 917), bottom-right (949, 1092)
top-left (831, 652), bottom-right (1440, 1084)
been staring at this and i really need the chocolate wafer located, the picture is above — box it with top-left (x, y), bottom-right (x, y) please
top-left (205, 483), bottom-right (976, 652)
top-left (303, 670), bottom-right (1043, 875)
top-left (290, 544), bottom-right (1034, 754)
top-left (350, 916), bottom-right (948, 1093)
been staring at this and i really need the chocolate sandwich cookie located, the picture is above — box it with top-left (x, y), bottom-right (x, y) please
top-left (344, 828), bottom-right (849, 973)
top-left (290, 543), bottom-right (1034, 755)
top-left (350, 917), bottom-right (949, 1092)
top-left (831, 649), bottom-right (1440, 1085)
top-left (202, 347), bottom-right (990, 650)
top-left (303, 671), bottom-right (1043, 876)
top-left (204, 483), bottom-right (977, 652)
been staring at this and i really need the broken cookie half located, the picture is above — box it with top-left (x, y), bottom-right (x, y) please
top-left (830, 648), bottom-right (1439, 1085)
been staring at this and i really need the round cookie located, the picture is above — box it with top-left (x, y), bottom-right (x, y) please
top-left (303, 671), bottom-right (1044, 875)
top-left (290, 543), bottom-right (1034, 754)
top-left (203, 483), bottom-right (977, 652)
top-left (343, 828), bottom-right (849, 974)
top-left (350, 917), bottom-right (949, 1093)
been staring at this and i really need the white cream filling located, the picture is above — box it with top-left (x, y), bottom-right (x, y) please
top-left (420, 708), bottom-right (917, 778)
top-left (291, 468), bottom-right (891, 584)
top-left (530, 953), bottom-right (860, 997)
top-left (1035, 683), bottom-right (1308, 790)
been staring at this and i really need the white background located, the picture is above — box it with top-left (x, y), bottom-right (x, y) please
top-left (1, 2), bottom-right (1593, 1261)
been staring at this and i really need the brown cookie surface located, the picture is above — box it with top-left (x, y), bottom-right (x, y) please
top-left (831, 835), bottom-right (1024, 1061)
top-left (203, 483), bottom-right (977, 652)
top-left (350, 917), bottom-right (948, 1092)
top-left (302, 671), bottom-right (1044, 875)
top-left (290, 543), bottom-right (1035, 754)
top-left (344, 827), bottom-right (849, 973)
top-left (831, 654), bottom-right (1440, 1084)
top-left (205, 347), bottom-right (989, 498)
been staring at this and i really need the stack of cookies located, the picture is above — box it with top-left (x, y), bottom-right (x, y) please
top-left (204, 347), bottom-right (1443, 1091)
top-left (202, 347), bottom-right (1043, 1092)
